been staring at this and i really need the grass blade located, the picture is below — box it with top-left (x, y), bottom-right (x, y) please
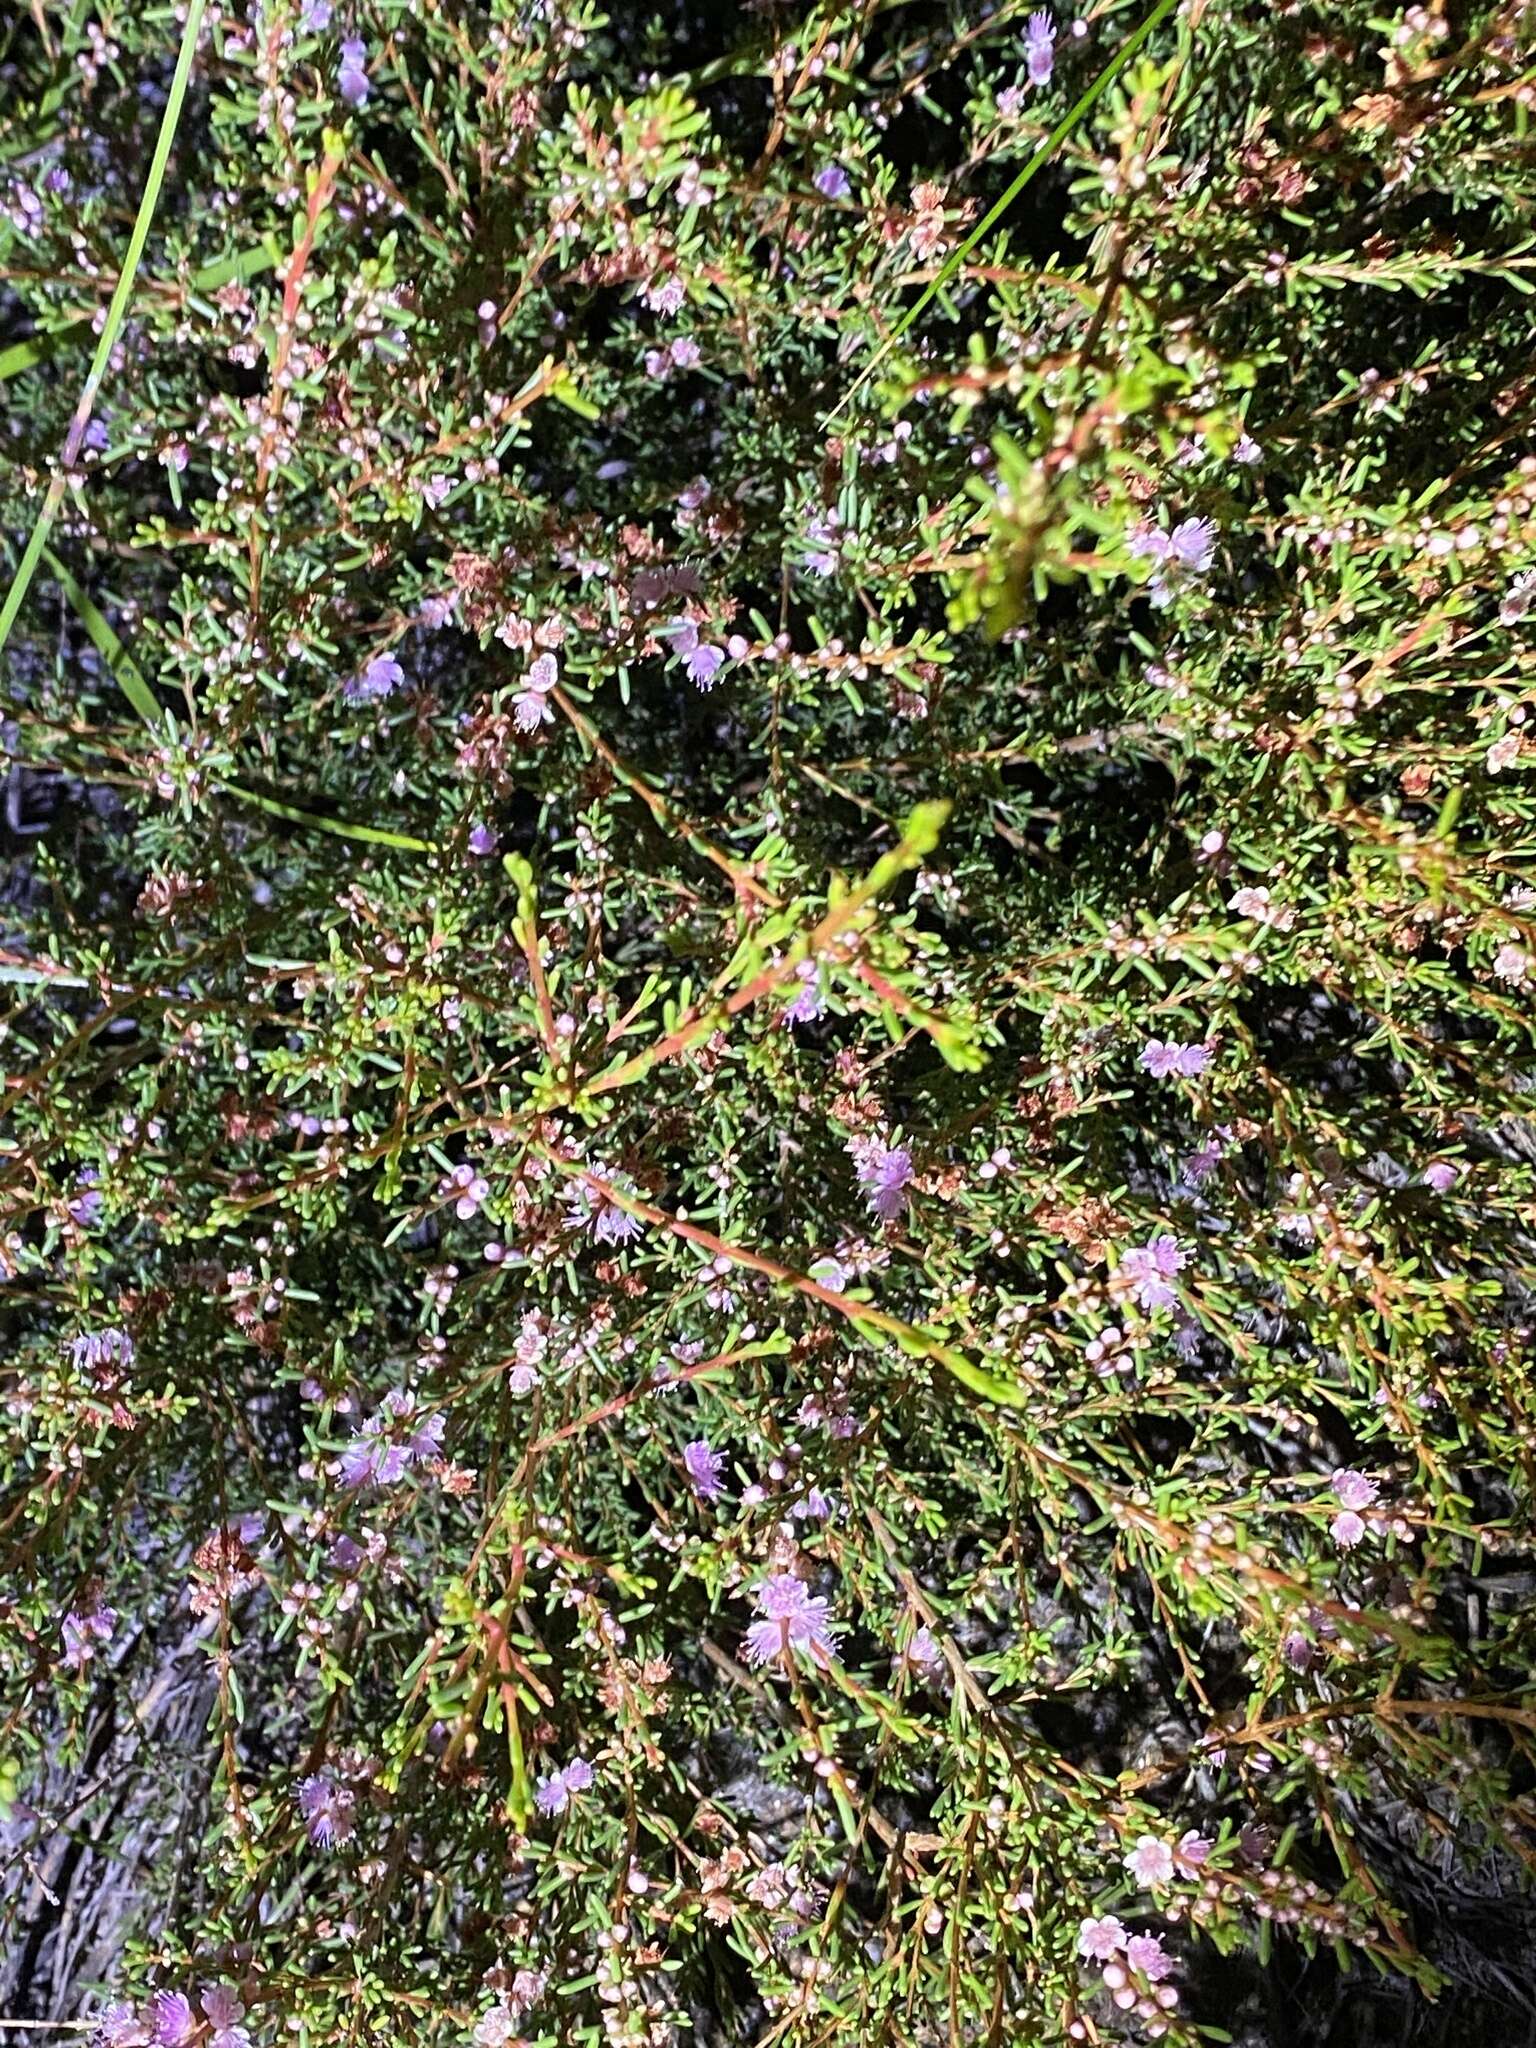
top-left (218, 786), bottom-right (438, 854)
top-left (45, 549), bottom-right (438, 856)
top-left (0, 0), bottom-right (210, 660)
top-left (42, 548), bottom-right (166, 728)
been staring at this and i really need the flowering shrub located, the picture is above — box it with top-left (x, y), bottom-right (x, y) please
top-left (3, 1), bottom-right (1536, 2044)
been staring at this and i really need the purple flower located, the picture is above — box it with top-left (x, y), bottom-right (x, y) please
top-left (1126, 1932), bottom-right (1174, 1982)
top-left (299, 1770), bottom-right (355, 1846)
top-left (1118, 1234), bottom-right (1185, 1311)
top-left (807, 1254), bottom-right (851, 1293)
top-left (899, 1624), bottom-right (945, 1679)
top-left (802, 510), bottom-right (843, 575)
top-left (1422, 1160), bottom-right (1459, 1192)
top-left (1127, 513), bottom-right (1217, 605)
top-left (71, 1327), bottom-right (134, 1375)
top-left (743, 1572), bottom-right (842, 1670)
top-left (1139, 1037), bottom-right (1212, 1079)
top-left (1127, 521), bottom-right (1173, 565)
top-left (781, 960), bottom-right (825, 1026)
top-left (148, 1993), bottom-right (195, 2048)
top-left (338, 1391), bottom-right (443, 1489)
top-left (345, 651), bottom-right (404, 703)
top-left (200, 1987), bottom-right (251, 2048)
top-left (814, 165), bottom-right (850, 200)
top-left (1182, 1125), bottom-right (1231, 1184)
top-left (685, 644), bottom-right (725, 688)
top-left (92, 2002), bottom-right (149, 2048)
top-left (1169, 516), bottom-right (1218, 572)
top-left (565, 1170), bottom-right (644, 1246)
top-left (62, 1602), bottom-right (116, 1672)
top-left (513, 686), bottom-right (554, 733)
top-left (851, 1139), bottom-right (914, 1222)
top-left (68, 1168), bottom-right (104, 1228)
top-left (591, 1199), bottom-right (642, 1245)
top-left (1025, 9), bottom-right (1056, 85)
top-left (467, 822), bottom-right (498, 857)
top-left (1331, 1468), bottom-right (1378, 1512)
top-left (644, 275), bottom-right (686, 315)
top-left (1330, 1510), bottom-right (1366, 1549)
top-left (445, 1160), bottom-right (491, 1219)
top-left (684, 1438), bottom-right (725, 1501)
top-left (300, 0), bottom-right (332, 27)
top-left (337, 37), bottom-right (370, 106)
top-left (535, 1754), bottom-right (593, 1816)
top-left (665, 616), bottom-right (700, 656)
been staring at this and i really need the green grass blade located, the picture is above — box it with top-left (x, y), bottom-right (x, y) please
top-left (44, 549), bottom-right (438, 856)
top-left (42, 548), bottom-right (166, 729)
top-left (0, 0), bottom-right (210, 661)
top-left (218, 786), bottom-right (438, 854)
top-left (824, 0), bottom-right (1181, 425)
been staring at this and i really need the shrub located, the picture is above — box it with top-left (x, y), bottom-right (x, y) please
top-left (3, 2), bottom-right (1536, 2044)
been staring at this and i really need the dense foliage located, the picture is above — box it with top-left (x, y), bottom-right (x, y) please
top-left (3, 1), bottom-right (1536, 2044)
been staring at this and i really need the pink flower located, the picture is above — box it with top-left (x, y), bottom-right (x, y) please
top-left (1124, 1834), bottom-right (1176, 1888)
top-left (1422, 1161), bottom-right (1459, 1192)
top-left (1077, 1914), bottom-right (1127, 1960)
top-left (1331, 1469), bottom-right (1379, 1512)
top-left (1330, 1510), bottom-right (1366, 1549)
top-left (743, 1572), bottom-right (841, 1669)
top-left (1126, 1932), bottom-right (1174, 1982)
top-left (513, 686), bottom-right (554, 732)
top-left (1118, 1235), bottom-right (1186, 1311)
